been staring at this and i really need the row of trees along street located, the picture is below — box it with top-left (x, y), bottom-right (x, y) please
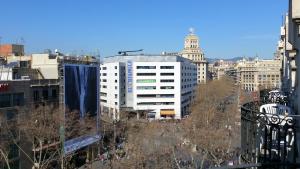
top-left (0, 77), bottom-right (247, 169)
top-left (99, 77), bottom-right (244, 169)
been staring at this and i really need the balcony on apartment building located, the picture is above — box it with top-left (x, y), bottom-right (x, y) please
top-left (239, 89), bottom-right (299, 169)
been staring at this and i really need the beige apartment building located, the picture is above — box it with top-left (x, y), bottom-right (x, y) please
top-left (276, 0), bottom-right (300, 162)
top-left (210, 60), bottom-right (236, 80)
top-left (236, 58), bottom-right (281, 91)
top-left (280, 0), bottom-right (300, 113)
top-left (181, 28), bottom-right (208, 84)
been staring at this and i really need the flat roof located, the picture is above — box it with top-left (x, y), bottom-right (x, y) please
top-left (103, 54), bottom-right (192, 63)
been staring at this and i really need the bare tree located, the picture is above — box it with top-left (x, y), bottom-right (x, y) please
top-left (0, 113), bottom-right (13, 169)
top-left (0, 103), bottom-right (99, 169)
top-left (183, 77), bottom-right (240, 167)
top-left (17, 104), bottom-right (63, 169)
top-left (97, 77), bottom-right (242, 168)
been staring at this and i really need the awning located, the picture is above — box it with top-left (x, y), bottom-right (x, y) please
top-left (160, 109), bottom-right (175, 115)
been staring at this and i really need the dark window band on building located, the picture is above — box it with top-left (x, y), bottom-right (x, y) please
top-left (160, 73), bottom-right (174, 76)
top-left (137, 73), bottom-right (156, 76)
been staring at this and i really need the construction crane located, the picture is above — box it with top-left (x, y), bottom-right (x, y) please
top-left (118, 49), bottom-right (143, 56)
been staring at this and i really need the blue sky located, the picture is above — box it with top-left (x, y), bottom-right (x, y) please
top-left (0, 0), bottom-right (287, 59)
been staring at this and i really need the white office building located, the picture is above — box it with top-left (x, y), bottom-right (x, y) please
top-left (100, 55), bottom-right (197, 120)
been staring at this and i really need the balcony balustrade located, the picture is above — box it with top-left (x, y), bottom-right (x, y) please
top-left (240, 90), bottom-right (299, 169)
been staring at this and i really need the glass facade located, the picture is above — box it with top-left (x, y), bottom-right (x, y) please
top-left (0, 93), bottom-right (24, 108)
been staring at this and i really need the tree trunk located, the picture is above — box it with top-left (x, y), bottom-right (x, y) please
top-left (0, 149), bottom-right (11, 169)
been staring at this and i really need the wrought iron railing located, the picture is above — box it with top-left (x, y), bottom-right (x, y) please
top-left (240, 101), bottom-right (299, 169)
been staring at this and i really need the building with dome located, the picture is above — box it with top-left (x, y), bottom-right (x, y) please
top-left (181, 28), bottom-right (208, 84)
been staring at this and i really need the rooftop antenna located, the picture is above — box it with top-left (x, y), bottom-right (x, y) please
top-left (96, 49), bottom-right (100, 59)
top-left (19, 37), bottom-right (25, 65)
top-left (282, 14), bottom-right (284, 26)
top-left (80, 49), bottom-right (84, 56)
top-left (71, 50), bottom-right (77, 56)
top-left (20, 37), bottom-right (25, 45)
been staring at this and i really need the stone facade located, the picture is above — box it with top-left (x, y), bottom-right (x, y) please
top-left (236, 58), bottom-right (281, 91)
top-left (181, 28), bottom-right (208, 84)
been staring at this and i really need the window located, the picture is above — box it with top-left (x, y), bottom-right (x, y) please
top-left (13, 93), bottom-right (24, 106)
top-left (100, 92), bottom-right (107, 97)
top-left (115, 66), bottom-right (118, 69)
top-left (42, 90), bottom-right (48, 100)
top-left (115, 94), bottom-right (118, 98)
top-left (100, 99), bottom-right (107, 103)
top-left (102, 73), bottom-right (107, 76)
top-left (136, 79), bottom-right (156, 83)
top-left (103, 85), bottom-right (107, 88)
top-left (137, 86), bottom-right (156, 90)
top-left (137, 66), bottom-right (156, 69)
top-left (137, 73), bottom-right (156, 76)
top-left (160, 94), bottom-right (174, 98)
top-left (115, 80), bottom-right (118, 83)
top-left (115, 73), bottom-right (117, 76)
top-left (52, 89), bottom-right (57, 99)
top-left (137, 102), bottom-right (174, 105)
top-left (115, 102), bottom-right (118, 105)
top-left (115, 86), bottom-right (118, 89)
top-left (0, 94), bottom-right (11, 108)
top-left (102, 79), bottom-right (107, 82)
top-left (33, 90), bottom-right (39, 101)
top-left (102, 67), bottom-right (107, 70)
top-left (160, 79), bottom-right (174, 83)
top-left (160, 66), bottom-right (174, 69)
top-left (160, 86), bottom-right (174, 89)
top-left (137, 94), bottom-right (156, 98)
top-left (20, 61), bottom-right (28, 68)
top-left (160, 73), bottom-right (174, 76)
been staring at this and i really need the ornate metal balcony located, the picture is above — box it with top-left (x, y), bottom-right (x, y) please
top-left (240, 101), bottom-right (299, 169)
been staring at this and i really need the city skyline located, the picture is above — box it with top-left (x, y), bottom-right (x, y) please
top-left (0, 0), bottom-right (287, 59)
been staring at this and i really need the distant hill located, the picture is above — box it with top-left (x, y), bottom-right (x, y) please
top-left (206, 57), bottom-right (255, 63)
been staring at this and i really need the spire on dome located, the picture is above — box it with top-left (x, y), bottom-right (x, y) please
top-left (189, 27), bottom-right (195, 34)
